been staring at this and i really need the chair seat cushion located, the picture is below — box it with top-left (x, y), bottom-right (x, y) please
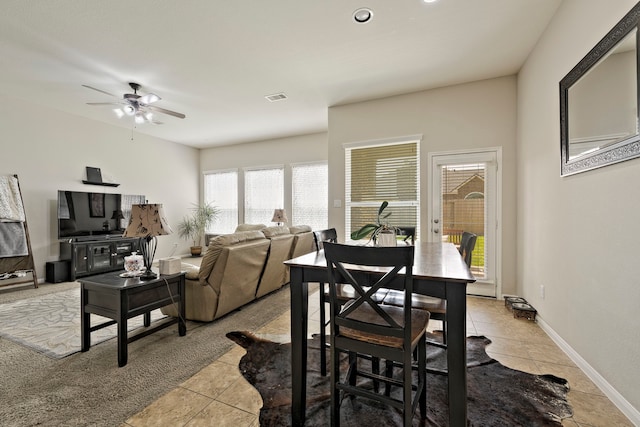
top-left (339, 301), bottom-right (429, 348)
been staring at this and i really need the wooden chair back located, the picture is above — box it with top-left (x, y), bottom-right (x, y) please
top-left (313, 228), bottom-right (338, 250)
top-left (459, 231), bottom-right (477, 267)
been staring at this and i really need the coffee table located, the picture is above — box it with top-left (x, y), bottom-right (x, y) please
top-left (79, 270), bottom-right (186, 367)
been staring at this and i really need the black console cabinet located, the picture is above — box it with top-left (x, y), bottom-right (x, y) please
top-left (60, 237), bottom-right (139, 281)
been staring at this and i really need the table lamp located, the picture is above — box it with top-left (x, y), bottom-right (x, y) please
top-left (123, 204), bottom-right (172, 280)
top-left (111, 209), bottom-right (125, 231)
top-left (271, 208), bottom-right (288, 226)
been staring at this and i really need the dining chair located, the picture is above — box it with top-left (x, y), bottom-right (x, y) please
top-left (314, 228), bottom-right (389, 376)
top-left (314, 229), bottom-right (337, 376)
top-left (323, 242), bottom-right (428, 427)
top-left (395, 226), bottom-right (416, 245)
top-left (459, 231), bottom-right (478, 267)
top-left (384, 231), bottom-right (476, 346)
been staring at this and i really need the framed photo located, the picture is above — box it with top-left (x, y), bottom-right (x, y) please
top-left (89, 193), bottom-right (105, 217)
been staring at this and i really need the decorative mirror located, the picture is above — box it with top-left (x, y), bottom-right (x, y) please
top-left (560, 3), bottom-right (640, 176)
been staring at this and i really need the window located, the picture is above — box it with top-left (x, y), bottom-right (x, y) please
top-left (204, 170), bottom-right (238, 234)
top-left (345, 138), bottom-right (420, 240)
top-left (244, 166), bottom-right (284, 225)
top-left (291, 162), bottom-right (328, 230)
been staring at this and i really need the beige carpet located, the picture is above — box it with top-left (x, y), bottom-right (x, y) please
top-left (0, 281), bottom-right (294, 427)
top-left (0, 286), bottom-right (166, 358)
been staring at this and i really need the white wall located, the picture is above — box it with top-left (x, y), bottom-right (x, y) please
top-left (0, 95), bottom-right (200, 281)
top-left (518, 0), bottom-right (640, 419)
top-left (328, 76), bottom-right (518, 295)
top-left (199, 132), bottom-right (328, 224)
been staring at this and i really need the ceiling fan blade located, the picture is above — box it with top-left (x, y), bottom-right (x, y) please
top-left (138, 93), bottom-right (160, 105)
top-left (82, 85), bottom-right (117, 97)
top-left (147, 105), bottom-right (186, 119)
top-left (86, 102), bottom-right (122, 106)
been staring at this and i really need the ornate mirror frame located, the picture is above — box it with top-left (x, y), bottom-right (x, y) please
top-left (560, 2), bottom-right (640, 176)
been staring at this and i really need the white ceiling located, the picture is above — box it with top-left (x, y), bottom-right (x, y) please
top-left (0, 0), bottom-right (562, 149)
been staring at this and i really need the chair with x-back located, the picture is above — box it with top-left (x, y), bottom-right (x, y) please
top-left (314, 228), bottom-right (344, 376)
top-left (315, 229), bottom-right (390, 376)
top-left (323, 242), bottom-right (428, 427)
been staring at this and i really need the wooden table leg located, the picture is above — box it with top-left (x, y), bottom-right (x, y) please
top-left (178, 276), bottom-right (186, 336)
top-left (143, 312), bottom-right (151, 327)
top-left (290, 267), bottom-right (308, 426)
top-left (117, 318), bottom-right (128, 367)
top-left (446, 282), bottom-right (468, 426)
top-left (80, 285), bottom-right (90, 352)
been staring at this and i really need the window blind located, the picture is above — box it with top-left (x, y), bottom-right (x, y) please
top-left (292, 162), bottom-right (328, 230)
top-left (244, 167), bottom-right (284, 225)
top-left (346, 141), bottom-right (419, 239)
top-left (204, 170), bottom-right (238, 234)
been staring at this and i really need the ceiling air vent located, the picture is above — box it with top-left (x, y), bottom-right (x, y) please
top-left (265, 93), bottom-right (287, 102)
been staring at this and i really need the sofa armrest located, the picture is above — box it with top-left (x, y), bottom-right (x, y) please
top-left (181, 263), bottom-right (201, 281)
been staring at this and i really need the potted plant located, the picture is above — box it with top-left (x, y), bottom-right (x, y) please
top-left (350, 201), bottom-right (398, 246)
top-left (177, 203), bottom-right (219, 256)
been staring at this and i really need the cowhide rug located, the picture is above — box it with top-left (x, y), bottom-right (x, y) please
top-left (226, 331), bottom-right (572, 427)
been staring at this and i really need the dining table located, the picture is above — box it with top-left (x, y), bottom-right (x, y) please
top-left (285, 241), bottom-right (476, 426)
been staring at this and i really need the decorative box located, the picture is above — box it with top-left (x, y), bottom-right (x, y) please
top-left (159, 257), bottom-right (181, 275)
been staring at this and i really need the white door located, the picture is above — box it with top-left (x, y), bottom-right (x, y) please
top-left (428, 149), bottom-right (500, 297)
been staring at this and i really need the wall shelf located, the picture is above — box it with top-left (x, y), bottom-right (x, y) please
top-left (82, 181), bottom-right (120, 187)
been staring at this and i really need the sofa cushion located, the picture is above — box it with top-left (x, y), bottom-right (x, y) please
top-left (235, 223), bottom-right (267, 232)
top-left (261, 225), bottom-right (290, 238)
top-left (289, 225), bottom-right (315, 259)
top-left (199, 230), bottom-right (266, 282)
top-left (288, 225), bottom-right (311, 234)
top-left (256, 226), bottom-right (294, 298)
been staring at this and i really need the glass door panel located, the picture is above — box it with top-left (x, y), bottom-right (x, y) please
top-left (430, 150), bottom-right (499, 297)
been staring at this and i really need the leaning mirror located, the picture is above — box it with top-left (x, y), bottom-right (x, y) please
top-left (560, 3), bottom-right (640, 176)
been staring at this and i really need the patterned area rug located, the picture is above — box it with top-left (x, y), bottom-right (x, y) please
top-left (0, 287), bottom-right (166, 358)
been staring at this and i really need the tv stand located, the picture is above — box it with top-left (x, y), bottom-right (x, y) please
top-left (60, 237), bottom-right (139, 281)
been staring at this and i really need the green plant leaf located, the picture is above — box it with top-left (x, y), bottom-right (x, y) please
top-left (350, 224), bottom-right (379, 240)
top-left (378, 201), bottom-right (389, 216)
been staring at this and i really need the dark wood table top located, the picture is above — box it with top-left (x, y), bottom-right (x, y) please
top-left (78, 270), bottom-right (185, 290)
top-left (285, 241), bottom-right (475, 284)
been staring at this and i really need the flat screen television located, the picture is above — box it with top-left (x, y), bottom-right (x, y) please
top-left (57, 190), bottom-right (145, 241)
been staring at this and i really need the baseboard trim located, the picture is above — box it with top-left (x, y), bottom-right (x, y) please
top-left (536, 315), bottom-right (640, 425)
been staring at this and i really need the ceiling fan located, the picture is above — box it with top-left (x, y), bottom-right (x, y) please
top-left (83, 82), bottom-right (186, 125)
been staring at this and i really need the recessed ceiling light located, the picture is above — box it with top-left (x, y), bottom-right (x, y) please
top-left (423, 0), bottom-right (438, 3)
top-left (353, 8), bottom-right (373, 24)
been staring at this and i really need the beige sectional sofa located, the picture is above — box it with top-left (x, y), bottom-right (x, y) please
top-left (161, 224), bottom-right (314, 322)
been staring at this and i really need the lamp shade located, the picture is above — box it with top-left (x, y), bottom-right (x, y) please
top-left (271, 209), bottom-right (288, 223)
top-left (123, 204), bottom-right (172, 238)
top-left (111, 210), bottom-right (125, 220)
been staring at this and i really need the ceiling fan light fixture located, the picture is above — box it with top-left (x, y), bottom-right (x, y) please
top-left (123, 105), bottom-right (136, 116)
top-left (139, 93), bottom-right (160, 104)
top-left (144, 111), bottom-right (153, 121)
top-left (134, 113), bottom-right (144, 124)
top-left (113, 108), bottom-right (124, 118)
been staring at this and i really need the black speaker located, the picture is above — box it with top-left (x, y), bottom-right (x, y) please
top-left (46, 261), bottom-right (70, 283)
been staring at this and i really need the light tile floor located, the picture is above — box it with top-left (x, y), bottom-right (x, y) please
top-left (122, 293), bottom-right (633, 427)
